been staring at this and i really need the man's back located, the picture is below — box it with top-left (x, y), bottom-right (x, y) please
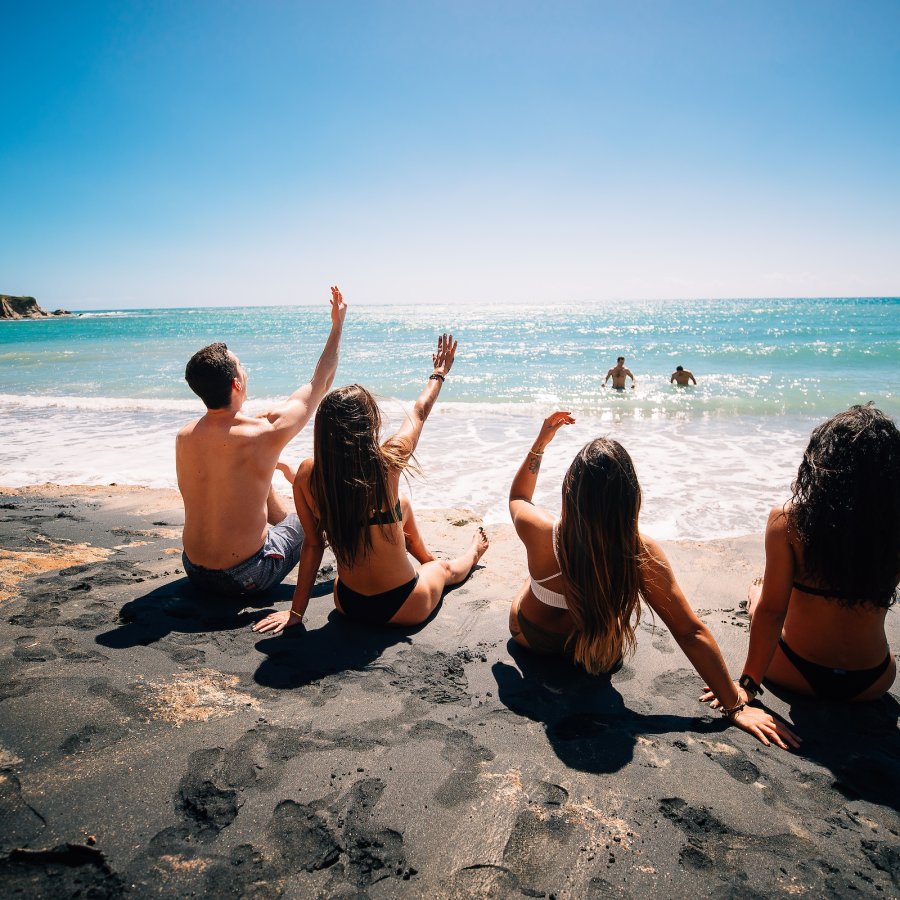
top-left (177, 413), bottom-right (282, 569)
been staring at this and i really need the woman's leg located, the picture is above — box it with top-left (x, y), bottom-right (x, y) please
top-left (389, 527), bottom-right (489, 626)
top-left (399, 496), bottom-right (436, 564)
top-left (508, 590), bottom-right (531, 650)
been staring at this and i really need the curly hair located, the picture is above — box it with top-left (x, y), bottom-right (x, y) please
top-left (788, 404), bottom-right (900, 607)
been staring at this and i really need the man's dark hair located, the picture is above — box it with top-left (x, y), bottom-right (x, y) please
top-left (676, 365), bottom-right (684, 372)
top-left (185, 342), bottom-right (239, 409)
top-left (617, 356), bottom-right (625, 363)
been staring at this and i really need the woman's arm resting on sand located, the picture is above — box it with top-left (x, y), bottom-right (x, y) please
top-left (743, 507), bottom-right (794, 684)
top-left (702, 506), bottom-right (794, 706)
top-left (509, 412), bottom-right (575, 532)
top-left (390, 333), bottom-right (457, 457)
top-left (252, 461), bottom-right (325, 635)
top-left (642, 538), bottom-right (800, 749)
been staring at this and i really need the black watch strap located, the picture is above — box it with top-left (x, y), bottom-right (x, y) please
top-left (738, 673), bottom-right (764, 697)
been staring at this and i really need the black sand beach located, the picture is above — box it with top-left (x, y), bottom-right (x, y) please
top-left (1, 484), bottom-right (898, 898)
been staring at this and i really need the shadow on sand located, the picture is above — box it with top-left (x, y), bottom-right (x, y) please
top-left (252, 605), bottom-right (440, 689)
top-left (492, 641), bottom-right (725, 774)
top-left (765, 681), bottom-right (900, 812)
top-left (94, 577), bottom-right (321, 650)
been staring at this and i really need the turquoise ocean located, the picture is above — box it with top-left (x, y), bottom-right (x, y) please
top-left (2, 297), bottom-right (898, 540)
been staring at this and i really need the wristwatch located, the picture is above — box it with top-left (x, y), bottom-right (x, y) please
top-left (738, 673), bottom-right (764, 698)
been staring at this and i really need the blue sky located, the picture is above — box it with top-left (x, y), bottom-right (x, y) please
top-left (2, 1), bottom-right (899, 308)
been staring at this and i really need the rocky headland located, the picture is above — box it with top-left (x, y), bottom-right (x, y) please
top-left (0, 295), bottom-right (72, 319)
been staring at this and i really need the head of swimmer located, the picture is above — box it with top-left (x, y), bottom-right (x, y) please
top-left (556, 438), bottom-right (643, 674)
top-left (185, 342), bottom-right (247, 410)
top-left (617, 356), bottom-right (625, 365)
top-left (791, 403), bottom-right (900, 607)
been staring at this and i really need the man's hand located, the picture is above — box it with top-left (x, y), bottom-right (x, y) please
top-left (330, 285), bottom-right (347, 328)
top-left (432, 333), bottom-right (457, 376)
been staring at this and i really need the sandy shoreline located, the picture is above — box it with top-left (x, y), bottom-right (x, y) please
top-left (0, 483), bottom-right (898, 897)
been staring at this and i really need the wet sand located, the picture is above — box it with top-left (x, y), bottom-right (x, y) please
top-left (0, 484), bottom-right (898, 898)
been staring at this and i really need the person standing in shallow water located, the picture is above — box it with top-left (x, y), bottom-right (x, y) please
top-left (507, 411), bottom-right (800, 749)
top-left (177, 286), bottom-right (346, 599)
top-left (603, 356), bottom-right (635, 390)
top-left (670, 365), bottom-right (697, 385)
top-left (253, 334), bottom-right (489, 634)
top-left (703, 404), bottom-right (899, 707)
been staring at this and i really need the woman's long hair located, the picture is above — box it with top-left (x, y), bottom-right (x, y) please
top-left (788, 404), bottom-right (900, 607)
top-left (311, 385), bottom-right (411, 567)
top-left (557, 438), bottom-right (645, 674)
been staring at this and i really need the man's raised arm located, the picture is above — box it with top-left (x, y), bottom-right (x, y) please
top-left (265, 285), bottom-right (347, 443)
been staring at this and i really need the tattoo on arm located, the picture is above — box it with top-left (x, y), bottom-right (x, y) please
top-left (527, 454), bottom-right (542, 475)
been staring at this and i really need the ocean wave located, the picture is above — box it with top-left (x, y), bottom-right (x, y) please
top-left (0, 393), bottom-right (199, 413)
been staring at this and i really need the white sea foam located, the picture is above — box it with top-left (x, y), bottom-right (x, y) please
top-left (0, 393), bottom-right (200, 413)
top-left (0, 394), bottom-right (810, 540)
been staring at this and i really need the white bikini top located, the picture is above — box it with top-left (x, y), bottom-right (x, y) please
top-left (529, 519), bottom-right (568, 609)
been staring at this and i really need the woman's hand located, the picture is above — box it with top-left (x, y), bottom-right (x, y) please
top-left (700, 683), bottom-right (750, 709)
top-left (252, 609), bottom-right (302, 635)
top-left (330, 285), bottom-right (347, 327)
top-left (730, 705), bottom-right (801, 750)
top-left (432, 333), bottom-right (457, 376)
top-left (534, 411), bottom-right (575, 451)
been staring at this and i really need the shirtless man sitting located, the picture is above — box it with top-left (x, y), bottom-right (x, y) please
top-left (603, 356), bottom-right (635, 390)
top-left (176, 286), bottom-right (347, 599)
top-left (670, 365), bottom-right (697, 385)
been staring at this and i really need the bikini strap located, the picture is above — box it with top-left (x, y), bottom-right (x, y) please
top-left (533, 571), bottom-right (562, 584)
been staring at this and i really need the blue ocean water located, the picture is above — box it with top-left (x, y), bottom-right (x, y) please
top-left (2, 298), bottom-right (898, 539)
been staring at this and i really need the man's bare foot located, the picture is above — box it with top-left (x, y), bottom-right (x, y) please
top-left (276, 461), bottom-right (297, 485)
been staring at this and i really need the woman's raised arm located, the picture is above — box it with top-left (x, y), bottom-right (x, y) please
top-left (509, 412), bottom-right (575, 532)
top-left (390, 333), bottom-right (457, 457)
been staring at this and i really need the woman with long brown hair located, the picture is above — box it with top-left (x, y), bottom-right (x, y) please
top-left (508, 412), bottom-right (799, 749)
top-left (704, 404), bottom-right (898, 707)
top-left (253, 334), bottom-right (488, 633)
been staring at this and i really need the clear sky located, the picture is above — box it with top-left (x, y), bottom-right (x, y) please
top-left (2, 1), bottom-right (899, 308)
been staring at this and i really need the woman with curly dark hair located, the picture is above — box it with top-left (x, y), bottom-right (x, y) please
top-left (706, 404), bottom-right (899, 705)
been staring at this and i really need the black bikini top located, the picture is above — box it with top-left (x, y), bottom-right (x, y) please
top-left (793, 581), bottom-right (893, 602)
top-left (368, 499), bottom-right (402, 527)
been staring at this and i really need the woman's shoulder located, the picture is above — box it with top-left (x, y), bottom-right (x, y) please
top-left (766, 504), bottom-right (793, 540)
top-left (514, 504), bottom-right (557, 534)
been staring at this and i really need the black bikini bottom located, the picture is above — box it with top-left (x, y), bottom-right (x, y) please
top-left (335, 574), bottom-right (419, 625)
top-left (778, 636), bottom-right (891, 701)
